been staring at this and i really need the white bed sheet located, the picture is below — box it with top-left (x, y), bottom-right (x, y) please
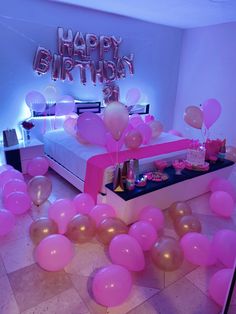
top-left (43, 130), bottom-right (187, 186)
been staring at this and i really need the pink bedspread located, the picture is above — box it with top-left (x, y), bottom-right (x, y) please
top-left (84, 138), bottom-right (191, 201)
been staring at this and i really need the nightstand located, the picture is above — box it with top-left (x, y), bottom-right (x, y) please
top-left (2, 139), bottom-right (44, 174)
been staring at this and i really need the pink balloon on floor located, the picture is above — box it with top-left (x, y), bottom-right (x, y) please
top-left (209, 191), bottom-right (234, 218)
top-left (180, 232), bottom-right (216, 266)
top-left (129, 221), bottom-right (157, 251)
top-left (4, 192), bottom-right (31, 215)
top-left (168, 129), bottom-right (183, 137)
top-left (212, 229), bottom-right (236, 268)
top-left (0, 209), bottom-right (16, 236)
top-left (48, 199), bottom-right (77, 234)
top-left (27, 157), bottom-right (49, 176)
top-left (209, 268), bottom-right (234, 307)
top-left (73, 193), bottom-right (95, 215)
top-left (92, 265), bottom-right (132, 307)
top-left (139, 206), bottom-right (164, 231)
top-left (35, 234), bottom-right (74, 271)
top-left (89, 204), bottom-right (116, 227)
top-left (109, 234), bottom-right (145, 271)
top-left (209, 178), bottom-right (236, 201)
top-left (0, 169), bottom-right (24, 190)
top-left (2, 179), bottom-right (27, 200)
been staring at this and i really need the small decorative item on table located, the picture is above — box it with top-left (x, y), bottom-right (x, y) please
top-left (154, 160), bottom-right (168, 173)
top-left (145, 171), bottom-right (168, 182)
top-left (21, 121), bottom-right (35, 142)
top-left (172, 160), bottom-right (185, 175)
top-left (135, 174), bottom-right (147, 187)
top-left (205, 138), bottom-right (222, 162)
top-left (185, 140), bottom-right (209, 171)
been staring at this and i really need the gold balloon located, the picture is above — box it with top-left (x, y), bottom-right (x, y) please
top-left (96, 217), bottom-right (129, 245)
top-left (174, 215), bottom-right (202, 237)
top-left (66, 214), bottom-right (96, 243)
top-left (184, 106), bottom-right (203, 129)
top-left (27, 176), bottom-right (52, 206)
top-left (29, 217), bottom-right (58, 245)
top-left (151, 237), bottom-right (184, 271)
top-left (168, 202), bottom-right (192, 221)
top-left (226, 146), bottom-right (236, 162)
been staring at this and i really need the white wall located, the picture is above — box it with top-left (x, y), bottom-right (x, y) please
top-left (0, 0), bottom-right (183, 139)
top-left (174, 22), bottom-right (236, 146)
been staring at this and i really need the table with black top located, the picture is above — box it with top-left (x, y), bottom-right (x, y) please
top-left (105, 159), bottom-right (235, 224)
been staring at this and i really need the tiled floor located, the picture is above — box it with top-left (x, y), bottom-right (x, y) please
top-left (0, 162), bottom-right (236, 313)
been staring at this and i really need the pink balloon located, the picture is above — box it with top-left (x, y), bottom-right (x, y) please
top-left (0, 164), bottom-right (13, 174)
top-left (27, 157), bottom-right (49, 177)
top-left (209, 191), bottom-right (234, 218)
top-left (135, 123), bottom-right (152, 145)
top-left (144, 114), bottom-right (154, 124)
top-left (77, 112), bottom-right (107, 146)
top-left (4, 192), bottom-right (31, 215)
top-left (0, 169), bottom-right (24, 190)
top-left (129, 221), bottom-right (157, 251)
top-left (124, 129), bottom-right (143, 149)
top-left (89, 204), bottom-right (116, 227)
top-left (63, 117), bottom-right (77, 136)
top-left (0, 209), bottom-right (16, 236)
top-left (139, 206), bottom-right (165, 231)
top-left (48, 199), bottom-right (77, 234)
top-left (109, 234), bottom-right (145, 271)
top-left (92, 265), bottom-right (132, 307)
top-left (73, 193), bottom-right (95, 215)
top-left (180, 232), bottom-right (217, 266)
top-left (2, 179), bottom-right (27, 200)
top-left (25, 90), bottom-right (46, 112)
top-left (212, 229), bottom-right (236, 267)
top-left (129, 114), bottom-right (143, 128)
top-left (209, 268), bottom-right (234, 307)
top-left (35, 234), bottom-right (74, 271)
top-left (55, 95), bottom-right (75, 116)
top-left (126, 88), bottom-right (141, 106)
top-left (104, 102), bottom-right (129, 141)
top-left (202, 98), bottom-right (222, 129)
top-left (168, 129), bottom-right (183, 137)
top-left (105, 132), bottom-right (124, 153)
top-left (148, 120), bottom-right (163, 139)
top-left (209, 178), bottom-right (236, 201)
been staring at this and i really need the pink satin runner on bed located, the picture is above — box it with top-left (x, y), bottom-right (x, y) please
top-left (84, 138), bottom-right (192, 201)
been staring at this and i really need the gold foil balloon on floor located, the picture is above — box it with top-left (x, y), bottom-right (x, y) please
top-left (168, 202), bottom-right (192, 221)
top-left (29, 217), bottom-right (58, 245)
top-left (174, 215), bottom-right (202, 237)
top-left (27, 176), bottom-right (52, 206)
top-left (66, 214), bottom-right (96, 243)
top-left (96, 217), bottom-right (129, 245)
top-left (151, 237), bottom-right (184, 271)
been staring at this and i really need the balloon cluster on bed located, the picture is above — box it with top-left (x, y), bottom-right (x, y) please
top-left (65, 101), bottom-right (164, 152)
top-left (1, 159), bottom-right (236, 308)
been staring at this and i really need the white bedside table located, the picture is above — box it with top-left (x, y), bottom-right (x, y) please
top-left (2, 139), bottom-right (44, 174)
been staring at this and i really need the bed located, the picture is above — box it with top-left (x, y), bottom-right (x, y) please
top-left (42, 128), bottom-right (190, 197)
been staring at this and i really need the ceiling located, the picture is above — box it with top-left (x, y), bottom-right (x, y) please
top-left (50, 0), bottom-right (236, 28)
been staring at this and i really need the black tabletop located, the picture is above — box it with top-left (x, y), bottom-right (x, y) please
top-left (105, 159), bottom-right (235, 201)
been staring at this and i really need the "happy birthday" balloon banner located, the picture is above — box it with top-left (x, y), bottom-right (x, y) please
top-left (33, 28), bottom-right (134, 85)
